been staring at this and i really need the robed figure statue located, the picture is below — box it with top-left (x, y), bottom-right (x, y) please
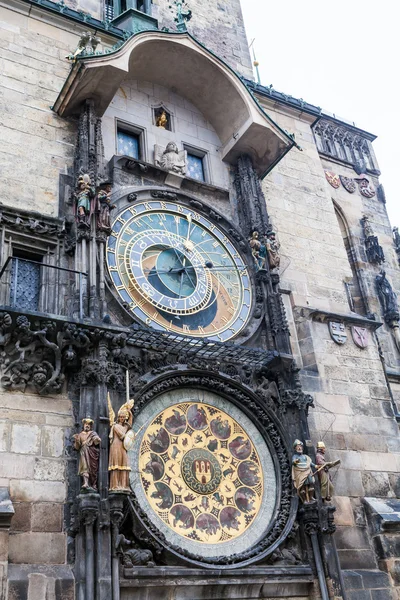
top-left (73, 417), bottom-right (101, 491)
top-left (108, 394), bottom-right (136, 492)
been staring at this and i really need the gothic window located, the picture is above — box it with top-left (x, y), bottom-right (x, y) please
top-left (313, 119), bottom-right (375, 172)
top-left (10, 252), bottom-right (42, 311)
top-left (334, 205), bottom-right (366, 316)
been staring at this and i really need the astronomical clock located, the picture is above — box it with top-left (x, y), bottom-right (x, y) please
top-left (106, 199), bottom-right (252, 341)
top-left (104, 195), bottom-right (294, 568)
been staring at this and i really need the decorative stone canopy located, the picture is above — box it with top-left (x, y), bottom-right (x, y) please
top-left (54, 31), bottom-right (295, 177)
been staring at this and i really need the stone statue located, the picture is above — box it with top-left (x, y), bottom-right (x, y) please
top-left (266, 231), bottom-right (280, 270)
top-left (108, 394), bottom-right (135, 492)
top-left (291, 439), bottom-right (316, 504)
top-left (361, 216), bottom-right (375, 238)
top-left (249, 231), bottom-right (262, 270)
top-left (315, 441), bottom-right (340, 502)
top-left (376, 271), bottom-right (400, 352)
top-left (116, 533), bottom-right (155, 567)
top-left (73, 418), bottom-right (101, 491)
top-left (75, 174), bottom-right (95, 229)
top-left (362, 216), bottom-right (385, 264)
top-left (376, 271), bottom-right (399, 320)
top-left (394, 227), bottom-right (400, 249)
top-left (154, 142), bottom-right (186, 176)
top-left (96, 182), bottom-right (115, 235)
top-left (155, 110), bottom-right (168, 129)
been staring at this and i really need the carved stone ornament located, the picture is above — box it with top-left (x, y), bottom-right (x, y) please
top-left (339, 175), bottom-right (356, 193)
top-left (325, 171), bottom-right (341, 189)
top-left (154, 142), bottom-right (186, 176)
top-left (354, 174), bottom-right (375, 198)
top-left (351, 326), bottom-right (368, 349)
top-left (328, 321), bottom-right (347, 345)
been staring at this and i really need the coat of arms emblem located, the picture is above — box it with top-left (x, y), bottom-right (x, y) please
top-left (354, 174), bottom-right (375, 198)
top-left (351, 326), bottom-right (368, 349)
top-left (339, 175), bottom-right (356, 193)
top-left (325, 171), bottom-right (341, 189)
top-left (328, 321), bottom-right (347, 345)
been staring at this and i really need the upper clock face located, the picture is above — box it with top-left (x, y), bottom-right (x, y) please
top-left (106, 199), bottom-right (252, 341)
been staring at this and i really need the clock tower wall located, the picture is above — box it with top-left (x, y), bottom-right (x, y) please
top-left (102, 78), bottom-right (231, 191)
top-left (255, 94), bottom-right (400, 575)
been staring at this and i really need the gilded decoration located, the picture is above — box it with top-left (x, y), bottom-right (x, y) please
top-left (138, 402), bottom-right (264, 544)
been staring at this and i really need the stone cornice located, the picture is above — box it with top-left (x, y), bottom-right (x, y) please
top-left (295, 306), bottom-right (382, 331)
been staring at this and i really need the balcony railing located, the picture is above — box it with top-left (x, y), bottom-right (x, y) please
top-left (0, 257), bottom-right (87, 320)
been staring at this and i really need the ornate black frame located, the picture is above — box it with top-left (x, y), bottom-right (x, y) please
top-left (127, 369), bottom-right (297, 568)
top-left (105, 187), bottom-right (257, 336)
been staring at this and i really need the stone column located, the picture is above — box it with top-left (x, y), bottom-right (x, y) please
top-left (79, 493), bottom-right (100, 600)
top-left (109, 494), bottom-right (125, 600)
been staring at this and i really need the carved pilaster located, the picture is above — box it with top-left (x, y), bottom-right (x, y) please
top-left (234, 154), bottom-right (270, 238)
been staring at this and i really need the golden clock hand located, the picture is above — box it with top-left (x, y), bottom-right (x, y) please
top-left (183, 213), bottom-right (194, 253)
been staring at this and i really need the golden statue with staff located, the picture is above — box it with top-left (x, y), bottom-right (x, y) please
top-left (107, 369), bottom-right (137, 492)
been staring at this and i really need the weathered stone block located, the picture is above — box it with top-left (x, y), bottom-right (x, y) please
top-left (335, 525), bottom-right (372, 550)
top-left (11, 424), bottom-right (40, 455)
top-left (34, 458), bottom-right (65, 482)
top-left (0, 453), bottom-right (35, 479)
top-left (8, 532), bottom-right (66, 564)
top-left (355, 570), bottom-right (391, 589)
top-left (41, 426), bottom-right (64, 458)
top-left (371, 589), bottom-right (394, 600)
top-left (10, 502), bottom-right (32, 532)
top-left (334, 469), bottom-right (365, 496)
top-left (343, 570), bottom-right (364, 590)
top-left (335, 496), bottom-right (355, 526)
top-left (338, 548), bottom-right (377, 569)
top-left (362, 472), bottom-right (392, 497)
top-left (361, 452), bottom-right (399, 473)
top-left (32, 502), bottom-right (62, 532)
top-left (348, 591), bottom-right (372, 600)
top-left (10, 480), bottom-right (65, 503)
top-left (0, 420), bottom-right (9, 451)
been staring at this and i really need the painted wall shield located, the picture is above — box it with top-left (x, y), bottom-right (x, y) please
top-left (354, 175), bottom-right (376, 198)
top-left (329, 321), bottom-right (347, 345)
top-left (351, 326), bottom-right (368, 349)
top-left (325, 171), bottom-right (341, 189)
top-left (339, 175), bottom-right (356, 193)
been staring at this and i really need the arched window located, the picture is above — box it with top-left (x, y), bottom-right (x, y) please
top-left (334, 204), bottom-right (367, 316)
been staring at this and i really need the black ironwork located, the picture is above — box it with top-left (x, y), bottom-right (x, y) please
top-left (127, 323), bottom-right (279, 368)
top-left (0, 257), bottom-right (87, 321)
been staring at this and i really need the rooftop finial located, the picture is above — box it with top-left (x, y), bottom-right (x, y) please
top-left (171, 0), bottom-right (192, 32)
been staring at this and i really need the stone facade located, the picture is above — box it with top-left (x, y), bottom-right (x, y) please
top-left (0, 1), bottom-right (399, 600)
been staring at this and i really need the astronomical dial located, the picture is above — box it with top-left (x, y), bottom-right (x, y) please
top-left (138, 402), bottom-right (263, 544)
top-left (106, 199), bottom-right (252, 341)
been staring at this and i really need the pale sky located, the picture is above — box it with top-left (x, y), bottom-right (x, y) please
top-left (241, 0), bottom-right (399, 228)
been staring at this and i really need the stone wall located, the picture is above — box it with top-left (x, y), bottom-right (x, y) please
top-left (0, 389), bottom-right (74, 597)
top-left (259, 96), bottom-right (400, 587)
top-left (153, 0), bottom-right (254, 79)
top-left (0, 5), bottom-right (78, 217)
top-left (58, 0), bottom-right (254, 78)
